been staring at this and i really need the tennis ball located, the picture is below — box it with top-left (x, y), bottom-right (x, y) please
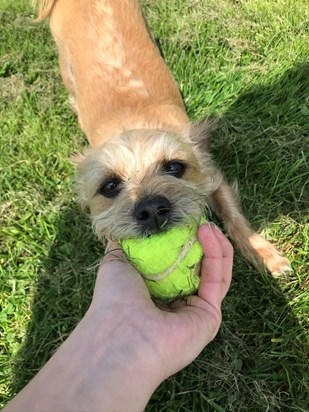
top-left (120, 218), bottom-right (206, 302)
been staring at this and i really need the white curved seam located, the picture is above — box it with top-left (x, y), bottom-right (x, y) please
top-left (142, 236), bottom-right (197, 281)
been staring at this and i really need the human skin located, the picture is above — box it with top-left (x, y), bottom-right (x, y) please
top-left (4, 224), bottom-right (233, 412)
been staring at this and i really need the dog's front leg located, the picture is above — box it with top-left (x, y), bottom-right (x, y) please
top-left (208, 180), bottom-right (292, 275)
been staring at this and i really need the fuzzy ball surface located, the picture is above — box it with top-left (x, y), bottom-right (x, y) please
top-left (120, 218), bottom-right (205, 302)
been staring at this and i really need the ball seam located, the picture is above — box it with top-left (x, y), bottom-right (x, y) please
top-left (141, 235), bottom-right (198, 281)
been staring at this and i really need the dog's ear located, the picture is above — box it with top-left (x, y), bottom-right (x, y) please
top-left (184, 115), bottom-right (217, 153)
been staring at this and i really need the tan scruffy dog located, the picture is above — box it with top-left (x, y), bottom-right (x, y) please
top-left (35, 0), bottom-right (291, 275)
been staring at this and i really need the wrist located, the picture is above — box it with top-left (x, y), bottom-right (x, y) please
top-left (6, 307), bottom-right (163, 412)
top-left (81, 305), bottom-right (164, 410)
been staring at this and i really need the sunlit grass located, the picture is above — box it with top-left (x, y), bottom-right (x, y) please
top-left (1, 0), bottom-right (308, 410)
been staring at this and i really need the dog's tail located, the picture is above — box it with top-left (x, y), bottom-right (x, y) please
top-left (32, 0), bottom-right (56, 20)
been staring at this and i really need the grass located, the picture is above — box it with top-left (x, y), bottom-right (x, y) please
top-left (0, 0), bottom-right (308, 410)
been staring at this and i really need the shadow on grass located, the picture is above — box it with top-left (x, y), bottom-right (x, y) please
top-left (10, 204), bottom-right (101, 394)
top-left (149, 62), bottom-right (309, 411)
top-left (10, 64), bottom-right (308, 411)
top-left (212, 62), bottom-right (308, 225)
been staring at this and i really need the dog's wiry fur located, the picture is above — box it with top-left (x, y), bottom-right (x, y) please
top-left (34, 0), bottom-right (291, 275)
top-left (77, 129), bottom-right (220, 240)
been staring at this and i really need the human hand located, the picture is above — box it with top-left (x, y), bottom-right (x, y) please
top-left (4, 224), bottom-right (233, 412)
top-left (90, 223), bottom-right (233, 381)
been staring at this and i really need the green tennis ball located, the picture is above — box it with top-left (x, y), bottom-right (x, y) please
top-left (120, 217), bottom-right (206, 302)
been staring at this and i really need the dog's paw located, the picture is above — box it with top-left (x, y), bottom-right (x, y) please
top-left (265, 254), bottom-right (293, 277)
top-left (248, 233), bottom-right (292, 276)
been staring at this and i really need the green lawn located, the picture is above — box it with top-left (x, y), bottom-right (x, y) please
top-left (0, 0), bottom-right (308, 410)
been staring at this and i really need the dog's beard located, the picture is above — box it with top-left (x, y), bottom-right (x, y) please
top-left (75, 129), bottom-right (221, 241)
top-left (91, 181), bottom-right (207, 240)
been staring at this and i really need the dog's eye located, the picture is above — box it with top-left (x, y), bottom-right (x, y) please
top-left (163, 161), bottom-right (187, 178)
top-left (99, 178), bottom-right (122, 198)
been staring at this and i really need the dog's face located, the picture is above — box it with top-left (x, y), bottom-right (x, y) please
top-left (76, 124), bottom-right (221, 240)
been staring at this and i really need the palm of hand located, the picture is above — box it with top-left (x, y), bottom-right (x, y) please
top-left (91, 224), bottom-right (233, 380)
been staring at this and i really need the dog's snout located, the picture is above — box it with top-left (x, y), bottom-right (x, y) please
top-left (134, 196), bottom-right (172, 231)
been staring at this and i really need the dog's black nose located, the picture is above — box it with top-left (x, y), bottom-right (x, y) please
top-left (134, 196), bottom-right (172, 231)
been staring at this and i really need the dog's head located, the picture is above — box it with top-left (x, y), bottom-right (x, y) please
top-left (75, 119), bottom-right (221, 240)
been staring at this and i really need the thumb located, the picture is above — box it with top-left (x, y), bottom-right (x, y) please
top-left (103, 240), bottom-right (124, 262)
top-left (98, 240), bottom-right (149, 292)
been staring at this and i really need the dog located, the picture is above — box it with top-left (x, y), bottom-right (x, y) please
top-left (34, 0), bottom-right (291, 275)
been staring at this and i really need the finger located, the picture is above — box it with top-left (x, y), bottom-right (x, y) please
top-left (197, 224), bottom-right (233, 308)
top-left (215, 230), bottom-right (234, 299)
top-left (208, 225), bottom-right (233, 299)
top-left (199, 224), bottom-right (233, 298)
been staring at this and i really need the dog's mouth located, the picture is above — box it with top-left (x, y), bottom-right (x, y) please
top-left (140, 219), bottom-right (173, 238)
top-left (132, 195), bottom-right (205, 238)
top-left (93, 191), bottom-right (206, 241)
top-left (137, 214), bottom-right (190, 238)
top-left (133, 195), bottom-right (173, 235)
